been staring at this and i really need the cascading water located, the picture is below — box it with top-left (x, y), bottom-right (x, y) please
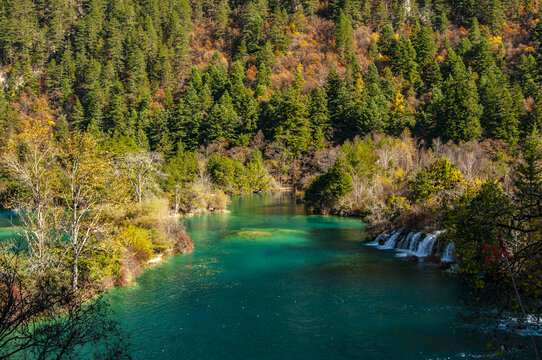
top-left (397, 232), bottom-right (413, 250)
top-left (368, 229), bottom-right (451, 262)
top-left (441, 241), bottom-right (455, 262)
top-left (414, 230), bottom-right (445, 257)
top-left (409, 232), bottom-right (423, 253)
top-left (380, 230), bottom-right (402, 249)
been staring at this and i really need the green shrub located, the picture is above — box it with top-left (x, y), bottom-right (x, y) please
top-left (304, 157), bottom-right (353, 213)
top-left (409, 158), bottom-right (463, 202)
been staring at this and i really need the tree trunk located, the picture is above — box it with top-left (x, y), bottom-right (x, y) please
top-left (72, 254), bottom-right (78, 291)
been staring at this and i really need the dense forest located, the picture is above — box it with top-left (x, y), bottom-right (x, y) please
top-left (0, 0), bottom-right (541, 358)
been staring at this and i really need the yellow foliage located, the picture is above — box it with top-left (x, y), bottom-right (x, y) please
top-left (378, 53), bottom-right (391, 61)
top-left (394, 33), bottom-right (400, 40)
top-left (391, 92), bottom-right (405, 115)
top-left (118, 225), bottom-right (154, 261)
top-left (386, 195), bottom-right (412, 213)
top-left (299, 40), bottom-right (309, 47)
top-left (489, 36), bottom-right (502, 44)
top-left (289, 23), bottom-right (299, 36)
top-left (355, 76), bottom-right (364, 94)
top-left (489, 36), bottom-right (503, 51)
top-left (371, 33), bottom-right (380, 43)
top-left (395, 168), bottom-right (406, 179)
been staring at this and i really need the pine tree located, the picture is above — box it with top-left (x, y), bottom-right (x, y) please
top-left (202, 91), bottom-right (239, 144)
top-left (378, 25), bottom-right (398, 58)
top-left (412, 23), bottom-right (436, 66)
top-left (374, 2), bottom-right (389, 31)
top-left (335, 10), bottom-right (354, 55)
top-left (308, 87), bottom-right (330, 149)
top-left (422, 60), bottom-right (443, 92)
top-left (394, 39), bottom-right (420, 87)
top-left (258, 41), bottom-right (276, 69)
top-left (175, 84), bottom-right (205, 150)
top-left (125, 44), bottom-right (151, 107)
top-left (229, 61), bottom-right (249, 114)
top-left (478, 67), bottom-right (519, 144)
top-left (204, 65), bottom-right (229, 101)
top-left (516, 54), bottom-right (539, 98)
top-left (148, 109), bottom-right (174, 155)
top-left (82, 58), bottom-right (105, 130)
top-left (325, 68), bottom-right (345, 135)
top-left (438, 52), bottom-right (483, 143)
top-left (214, 0), bottom-right (231, 39)
top-left (470, 37), bottom-right (494, 75)
top-left (106, 81), bottom-right (128, 135)
top-left (243, 2), bottom-right (265, 53)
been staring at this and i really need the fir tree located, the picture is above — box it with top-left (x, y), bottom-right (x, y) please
top-left (438, 52), bottom-right (483, 142)
top-left (335, 10), bottom-right (354, 55)
top-left (478, 68), bottom-right (519, 144)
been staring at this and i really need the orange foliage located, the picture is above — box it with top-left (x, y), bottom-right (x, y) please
top-left (11, 88), bottom-right (56, 141)
top-left (153, 89), bottom-right (166, 103)
top-left (246, 65), bottom-right (258, 83)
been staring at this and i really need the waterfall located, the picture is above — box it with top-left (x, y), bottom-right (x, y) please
top-left (441, 241), bottom-right (455, 262)
top-left (409, 232), bottom-right (422, 253)
top-left (397, 232), bottom-right (413, 250)
top-left (414, 231), bottom-right (445, 257)
top-left (369, 229), bottom-right (450, 263)
top-left (380, 231), bottom-right (402, 249)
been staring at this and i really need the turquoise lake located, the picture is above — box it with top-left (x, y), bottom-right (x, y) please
top-left (104, 193), bottom-right (540, 359)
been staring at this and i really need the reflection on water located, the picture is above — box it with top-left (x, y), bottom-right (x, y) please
top-left (106, 193), bottom-right (538, 359)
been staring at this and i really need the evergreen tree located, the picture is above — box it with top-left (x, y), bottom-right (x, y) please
top-left (214, 0), bottom-right (231, 39)
top-left (176, 84), bottom-right (205, 150)
top-left (378, 25), bottom-right (397, 58)
top-left (243, 2), bottom-right (265, 53)
top-left (335, 10), bottom-right (354, 55)
top-left (412, 23), bottom-right (436, 66)
top-left (69, 97), bottom-right (85, 129)
top-left (308, 87), bottom-right (330, 148)
top-left (478, 68), bottom-right (520, 144)
top-left (81, 58), bottom-right (105, 130)
top-left (202, 91), bottom-right (239, 144)
top-left (394, 39), bottom-right (420, 87)
top-left (438, 51), bottom-right (483, 142)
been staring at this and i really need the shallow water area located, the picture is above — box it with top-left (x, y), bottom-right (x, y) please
top-left (0, 210), bottom-right (17, 242)
top-left (106, 193), bottom-right (540, 359)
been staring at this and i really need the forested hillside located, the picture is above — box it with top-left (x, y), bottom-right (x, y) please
top-left (0, 0), bottom-right (540, 152)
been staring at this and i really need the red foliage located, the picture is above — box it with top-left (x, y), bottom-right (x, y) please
top-left (482, 234), bottom-right (513, 265)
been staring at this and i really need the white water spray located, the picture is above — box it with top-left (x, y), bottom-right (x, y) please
top-left (441, 241), bottom-right (455, 262)
top-left (414, 230), bottom-right (445, 257)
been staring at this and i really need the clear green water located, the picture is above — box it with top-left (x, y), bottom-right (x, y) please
top-left (104, 194), bottom-right (535, 358)
top-left (0, 210), bottom-right (17, 242)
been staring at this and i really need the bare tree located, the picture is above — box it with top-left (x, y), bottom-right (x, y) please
top-left (56, 133), bottom-right (116, 291)
top-left (1, 131), bottom-right (59, 272)
top-left (119, 151), bottom-right (164, 203)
